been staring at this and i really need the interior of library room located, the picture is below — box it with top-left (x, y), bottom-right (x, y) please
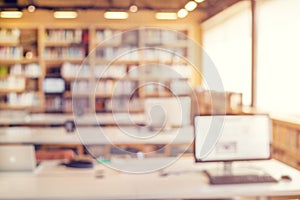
top-left (0, 0), bottom-right (300, 200)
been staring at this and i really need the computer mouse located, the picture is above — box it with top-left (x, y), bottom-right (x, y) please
top-left (281, 175), bottom-right (292, 181)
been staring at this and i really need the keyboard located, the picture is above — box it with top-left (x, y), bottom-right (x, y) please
top-left (207, 174), bottom-right (278, 185)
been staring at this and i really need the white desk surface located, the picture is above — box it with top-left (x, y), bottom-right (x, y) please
top-left (0, 157), bottom-right (300, 200)
top-left (0, 126), bottom-right (194, 145)
top-left (0, 113), bottom-right (146, 126)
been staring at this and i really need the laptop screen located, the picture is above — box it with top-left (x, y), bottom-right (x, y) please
top-left (0, 145), bottom-right (36, 171)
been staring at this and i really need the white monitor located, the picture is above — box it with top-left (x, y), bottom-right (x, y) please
top-left (194, 115), bottom-right (271, 162)
top-left (144, 96), bottom-right (191, 130)
top-left (43, 77), bottom-right (65, 94)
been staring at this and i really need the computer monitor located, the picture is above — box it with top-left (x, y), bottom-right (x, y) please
top-left (194, 114), bottom-right (271, 162)
top-left (43, 77), bottom-right (65, 94)
top-left (194, 114), bottom-right (272, 181)
top-left (144, 96), bottom-right (191, 130)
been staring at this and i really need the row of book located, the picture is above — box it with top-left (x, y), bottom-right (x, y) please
top-left (61, 62), bottom-right (191, 80)
top-left (0, 28), bottom-right (20, 43)
top-left (0, 76), bottom-right (25, 91)
top-left (96, 46), bottom-right (139, 61)
top-left (61, 62), bottom-right (90, 78)
top-left (45, 96), bottom-right (91, 113)
top-left (0, 46), bottom-right (22, 59)
top-left (141, 29), bottom-right (187, 45)
top-left (95, 29), bottom-right (122, 43)
top-left (45, 29), bottom-right (88, 43)
top-left (45, 95), bottom-right (143, 113)
top-left (6, 63), bottom-right (40, 78)
top-left (43, 47), bottom-right (86, 59)
top-left (5, 92), bottom-right (40, 107)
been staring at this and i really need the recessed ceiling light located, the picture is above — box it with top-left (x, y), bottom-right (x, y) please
top-left (177, 9), bottom-right (188, 19)
top-left (155, 12), bottom-right (177, 20)
top-left (0, 11), bottom-right (23, 18)
top-left (185, 1), bottom-right (198, 11)
top-left (104, 11), bottom-right (129, 19)
top-left (54, 11), bottom-right (78, 19)
top-left (129, 4), bottom-right (138, 13)
top-left (27, 5), bottom-right (36, 13)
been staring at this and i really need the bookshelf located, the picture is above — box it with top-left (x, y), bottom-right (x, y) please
top-left (0, 26), bottom-right (195, 114)
top-left (0, 28), bottom-right (42, 111)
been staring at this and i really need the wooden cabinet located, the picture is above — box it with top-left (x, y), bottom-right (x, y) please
top-left (272, 117), bottom-right (300, 170)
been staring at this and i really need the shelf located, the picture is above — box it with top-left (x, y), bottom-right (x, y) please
top-left (95, 76), bottom-right (139, 81)
top-left (101, 109), bottom-right (144, 113)
top-left (0, 88), bottom-right (25, 93)
top-left (142, 93), bottom-right (172, 98)
top-left (63, 77), bottom-right (90, 81)
top-left (0, 103), bottom-right (32, 110)
top-left (44, 59), bottom-right (84, 64)
top-left (0, 58), bottom-right (39, 64)
top-left (0, 41), bottom-right (19, 46)
top-left (94, 59), bottom-right (140, 65)
top-left (64, 91), bottom-right (90, 98)
top-left (140, 59), bottom-right (187, 65)
top-left (95, 94), bottom-right (136, 98)
top-left (44, 41), bottom-right (87, 47)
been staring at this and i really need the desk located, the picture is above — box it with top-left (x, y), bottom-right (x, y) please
top-left (0, 113), bottom-right (146, 126)
top-left (0, 157), bottom-right (299, 199)
top-left (0, 126), bottom-right (194, 156)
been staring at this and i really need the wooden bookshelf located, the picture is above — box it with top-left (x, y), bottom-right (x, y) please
top-left (0, 28), bottom-right (41, 111)
top-left (0, 21), bottom-right (197, 114)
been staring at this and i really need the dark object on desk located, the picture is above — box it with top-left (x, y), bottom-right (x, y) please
top-left (63, 159), bottom-right (94, 169)
top-left (64, 120), bottom-right (75, 133)
top-left (206, 173), bottom-right (278, 185)
top-left (281, 175), bottom-right (292, 181)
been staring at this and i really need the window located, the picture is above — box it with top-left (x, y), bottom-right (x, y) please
top-left (256, 0), bottom-right (300, 115)
top-left (202, 1), bottom-right (252, 106)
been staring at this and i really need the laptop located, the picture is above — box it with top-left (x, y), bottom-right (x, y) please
top-left (0, 145), bottom-right (37, 172)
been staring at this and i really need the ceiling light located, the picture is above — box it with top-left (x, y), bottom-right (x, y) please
top-left (129, 4), bottom-right (138, 13)
top-left (185, 1), bottom-right (197, 11)
top-left (27, 5), bottom-right (36, 13)
top-left (155, 12), bottom-right (177, 20)
top-left (54, 11), bottom-right (78, 19)
top-left (177, 9), bottom-right (188, 19)
top-left (0, 11), bottom-right (23, 18)
top-left (104, 11), bottom-right (128, 19)
top-left (194, 0), bottom-right (205, 3)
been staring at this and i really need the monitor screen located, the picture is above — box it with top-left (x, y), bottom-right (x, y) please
top-left (194, 115), bottom-right (271, 162)
top-left (144, 96), bottom-right (191, 130)
top-left (43, 78), bottom-right (65, 94)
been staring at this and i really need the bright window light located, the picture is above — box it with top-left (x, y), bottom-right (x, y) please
top-left (54, 11), bottom-right (78, 19)
top-left (185, 1), bottom-right (198, 11)
top-left (0, 11), bottom-right (23, 18)
top-left (177, 9), bottom-right (188, 18)
top-left (104, 11), bottom-right (128, 19)
top-left (155, 12), bottom-right (177, 20)
top-left (195, 0), bottom-right (205, 3)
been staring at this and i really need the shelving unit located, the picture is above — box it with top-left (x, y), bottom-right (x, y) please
top-left (0, 25), bottom-right (194, 114)
top-left (0, 28), bottom-right (42, 111)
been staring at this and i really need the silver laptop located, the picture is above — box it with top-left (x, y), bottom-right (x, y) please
top-left (0, 145), bottom-right (37, 171)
